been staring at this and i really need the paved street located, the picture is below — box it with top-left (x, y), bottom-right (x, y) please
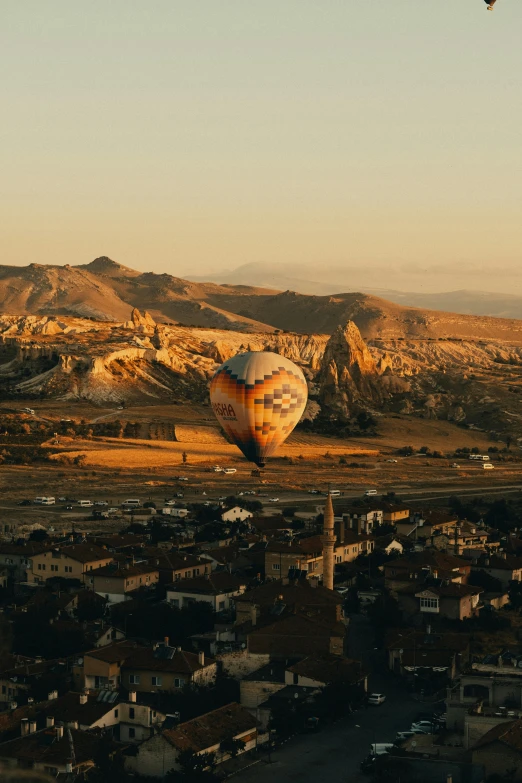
top-left (235, 616), bottom-right (428, 783)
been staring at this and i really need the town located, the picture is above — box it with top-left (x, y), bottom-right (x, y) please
top-left (1, 482), bottom-right (522, 783)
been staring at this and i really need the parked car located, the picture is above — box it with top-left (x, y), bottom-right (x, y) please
top-left (386, 459), bottom-right (398, 463)
top-left (395, 731), bottom-right (422, 741)
top-left (165, 500), bottom-right (177, 506)
top-left (335, 586), bottom-right (350, 596)
top-left (268, 497), bottom-right (280, 502)
top-left (18, 499), bottom-right (32, 506)
top-left (213, 466), bottom-right (223, 472)
top-left (364, 490), bottom-right (378, 497)
top-left (410, 721), bottom-right (438, 734)
top-left (308, 489), bottom-right (320, 494)
top-left (368, 693), bottom-right (386, 706)
top-left (223, 468), bottom-right (237, 474)
top-left (94, 501), bottom-right (108, 506)
top-left (177, 476), bottom-right (189, 481)
top-left (451, 463), bottom-right (460, 468)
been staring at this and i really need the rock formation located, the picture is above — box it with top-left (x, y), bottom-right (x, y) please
top-left (317, 320), bottom-right (385, 417)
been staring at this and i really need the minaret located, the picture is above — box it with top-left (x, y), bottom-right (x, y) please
top-left (322, 491), bottom-right (336, 590)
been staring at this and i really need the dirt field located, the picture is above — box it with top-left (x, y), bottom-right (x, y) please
top-left (1, 400), bottom-right (521, 538)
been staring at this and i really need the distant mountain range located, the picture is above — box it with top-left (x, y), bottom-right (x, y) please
top-left (1, 257), bottom-right (522, 342)
top-left (187, 262), bottom-right (522, 320)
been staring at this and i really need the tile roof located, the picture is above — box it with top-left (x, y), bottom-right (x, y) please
top-left (0, 727), bottom-right (108, 766)
top-left (123, 646), bottom-right (214, 674)
top-left (166, 572), bottom-right (246, 595)
top-left (162, 703), bottom-right (256, 753)
top-left (39, 691), bottom-right (119, 726)
top-left (59, 544), bottom-right (112, 564)
top-left (287, 654), bottom-right (368, 685)
top-left (236, 579), bottom-right (343, 607)
top-left (473, 719), bottom-right (522, 751)
top-left (91, 563), bottom-right (159, 579)
top-left (475, 554), bottom-right (522, 571)
top-left (416, 583), bottom-right (483, 599)
top-left (386, 550), bottom-right (469, 571)
top-left (84, 641), bottom-right (138, 664)
top-left (146, 552), bottom-right (206, 571)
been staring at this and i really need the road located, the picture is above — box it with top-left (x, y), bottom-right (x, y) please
top-left (234, 616), bottom-right (427, 783)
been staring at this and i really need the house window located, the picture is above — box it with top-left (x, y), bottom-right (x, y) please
top-left (65, 566), bottom-right (72, 573)
top-left (151, 676), bottom-right (162, 687)
top-left (194, 569), bottom-right (200, 576)
top-left (114, 709), bottom-right (119, 718)
top-left (420, 597), bottom-right (439, 612)
top-left (272, 564), bottom-right (280, 571)
top-left (175, 573), bottom-right (181, 580)
top-left (170, 598), bottom-right (180, 608)
top-left (50, 565), bottom-right (58, 572)
top-left (129, 707), bottom-right (135, 719)
top-left (129, 727), bottom-right (135, 739)
top-left (185, 571), bottom-right (191, 578)
top-left (174, 678), bottom-right (184, 688)
top-left (218, 601), bottom-right (225, 611)
top-left (129, 674), bottom-right (140, 685)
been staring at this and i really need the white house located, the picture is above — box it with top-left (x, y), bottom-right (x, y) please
top-left (166, 572), bottom-right (247, 612)
top-left (221, 506), bottom-right (253, 523)
top-left (125, 703), bottom-right (261, 778)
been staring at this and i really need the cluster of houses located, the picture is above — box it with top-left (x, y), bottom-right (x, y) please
top-left (0, 494), bottom-right (522, 780)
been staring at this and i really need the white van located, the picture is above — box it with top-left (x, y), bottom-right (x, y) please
top-left (483, 463), bottom-right (494, 470)
top-left (78, 500), bottom-right (93, 507)
top-left (35, 497), bottom-right (55, 505)
top-left (223, 468), bottom-right (237, 474)
top-left (122, 499), bottom-right (141, 507)
top-left (365, 490), bottom-right (378, 497)
top-left (329, 490), bottom-right (341, 497)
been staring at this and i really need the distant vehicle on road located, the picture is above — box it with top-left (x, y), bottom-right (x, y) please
top-left (177, 476), bottom-right (189, 481)
top-left (451, 463), bottom-right (460, 468)
top-left (329, 490), bottom-right (341, 497)
top-left (335, 586), bottom-right (350, 596)
top-left (308, 489), bottom-right (320, 494)
top-left (483, 462), bottom-right (494, 470)
top-left (18, 500), bottom-right (31, 506)
top-left (122, 499), bottom-right (141, 507)
top-left (213, 466), bottom-right (223, 472)
top-left (34, 497), bottom-right (55, 505)
top-left (94, 501), bottom-right (108, 506)
top-left (165, 500), bottom-right (177, 506)
top-left (268, 497), bottom-right (280, 502)
top-left (223, 468), bottom-right (237, 474)
top-left (469, 454), bottom-right (490, 461)
top-left (78, 500), bottom-right (93, 507)
top-left (368, 693), bottom-right (386, 706)
top-left (21, 408), bottom-right (35, 415)
top-left (386, 459), bottom-right (398, 463)
top-left (364, 490), bottom-right (378, 497)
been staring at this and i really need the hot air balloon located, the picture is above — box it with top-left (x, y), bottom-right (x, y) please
top-left (209, 351), bottom-right (308, 467)
top-left (484, 0), bottom-right (497, 9)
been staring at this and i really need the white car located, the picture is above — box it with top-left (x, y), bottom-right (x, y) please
top-left (213, 466), bottom-right (223, 472)
top-left (386, 459), bottom-right (398, 463)
top-left (268, 497), bottom-right (280, 502)
top-left (452, 463), bottom-right (460, 468)
top-left (368, 693), bottom-right (386, 706)
top-left (165, 500), bottom-right (177, 506)
top-left (177, 476), bottom-right (189, 481)
top-left (94, 501), bottom-right (108, 506)
top-left (223, 468), bottom-right (237, 474)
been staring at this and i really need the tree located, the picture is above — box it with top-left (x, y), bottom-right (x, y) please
top-left (29, 529), bottom-right (49, 542)
top-left (219, 738), bottom-right (243, 759)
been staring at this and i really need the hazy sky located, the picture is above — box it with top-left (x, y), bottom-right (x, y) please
top-left (1, 1), bottom-right (521, 290)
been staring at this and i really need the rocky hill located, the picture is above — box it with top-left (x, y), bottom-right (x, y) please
top-left (2, 311), bottom-right (522, 442)
top-left (2, 258), bottom-right (522, 342)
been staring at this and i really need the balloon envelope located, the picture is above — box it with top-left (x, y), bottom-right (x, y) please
top-left (210, 351), bottom-right (308, 467)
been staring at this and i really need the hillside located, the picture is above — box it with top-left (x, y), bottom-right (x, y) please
top-left (1, 258), bottom-right (522, 342)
